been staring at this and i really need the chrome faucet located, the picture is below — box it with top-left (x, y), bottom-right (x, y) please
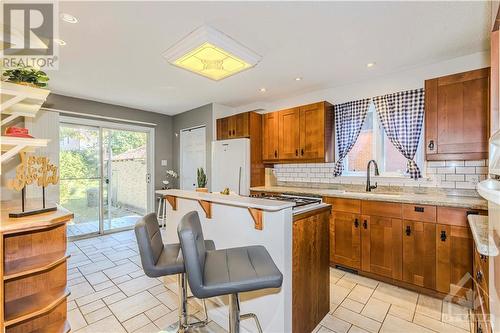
top-left (366, 160), bottom-right (380, 192)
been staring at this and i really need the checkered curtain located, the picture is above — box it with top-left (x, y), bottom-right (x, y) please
top-left (373, 88), bottom-right (425, 179)
top-left (333, 99), bottom-right (371, 176)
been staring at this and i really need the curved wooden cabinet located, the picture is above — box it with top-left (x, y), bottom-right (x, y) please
top-left (1, 204), bottom-right (73, 333)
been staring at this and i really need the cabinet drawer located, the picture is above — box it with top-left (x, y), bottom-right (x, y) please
top-left (362, 201), bottom-right (402, 218)
top-left (402, 204), bottom-right (436, 222)
top-left (325, 197), bottom-right (361, 214)
top-left (437, 207), bottom-right (485, 227)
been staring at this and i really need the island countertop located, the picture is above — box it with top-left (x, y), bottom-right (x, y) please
top-left (250, 185), bottom-right (488, 210)
top-left (156, 189), bottom-right (295, 211)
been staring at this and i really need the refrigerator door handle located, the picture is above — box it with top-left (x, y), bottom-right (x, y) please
top-left (238, 166), bottom-right (242, 195)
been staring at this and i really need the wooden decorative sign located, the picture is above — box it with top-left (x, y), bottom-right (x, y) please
top-left (7, 152), bottom-right (59, 217)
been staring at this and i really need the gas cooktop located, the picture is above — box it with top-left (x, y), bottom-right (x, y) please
top-left (260, 194), bottom-right (322, 209)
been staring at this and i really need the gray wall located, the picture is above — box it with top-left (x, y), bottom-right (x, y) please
top-left (43, 94), bottom-right (174, 190)
top-left (172, 103), bottom-right (213, 189)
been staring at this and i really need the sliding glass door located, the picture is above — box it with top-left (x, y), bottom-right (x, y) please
top-left (60, 118), bottom-right (154, 238)
top-left (102, 128), bottom-right (148, 232)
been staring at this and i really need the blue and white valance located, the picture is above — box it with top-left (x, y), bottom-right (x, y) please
top-left (373, 88), bottom-right (425, 179)
top-left (333, 99), bottom-right (371, 176)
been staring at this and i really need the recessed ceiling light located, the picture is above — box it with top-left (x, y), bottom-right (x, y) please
top-left (295, 77), bottom-right (302, 81)
top-left (163, 25), bottom-right (261, 81)
top-left (367, 62), bottom-right (376, 68)
top-left (60, 13), bottom-right (78, 24)
top-left (54, 39), bottom-right (66, 46)
top-left (260, 88), bottom-right (266, 92)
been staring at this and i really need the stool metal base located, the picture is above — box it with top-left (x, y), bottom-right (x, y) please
top-left (228, 294), bottom-right (263, 333)
top-left (177, 273), bottom-right (209, 332)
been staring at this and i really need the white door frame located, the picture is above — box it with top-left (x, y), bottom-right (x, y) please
top-left (60, 116), bottom-right (155, 234)
top-left (179, 125), bottom-right (206, 190)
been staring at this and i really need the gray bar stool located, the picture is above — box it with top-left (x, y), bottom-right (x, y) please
top-left (134, 213), bottom-right (215, 332)
top-left (177, 211), bottom-right (283, 333)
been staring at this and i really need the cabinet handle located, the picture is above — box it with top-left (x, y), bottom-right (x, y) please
top-left (476, 270), bottom-right (483, 282)
top-left (301, 148), bottom-right (304, 156)
top-left (232, 129), bottom-right (235, 135)
top-left (295, 149), bottom-right (298, 156)
top-left (363, 220), bottom-right (368, 229)
top-left (354, 219), bottom-right (359, 228)
top-left (274, 150), bottom-right (278, 158)
top-left (480, 254), bottom-right (487, 261)
top-left (405, 225), bottom-right (411, 236)
top-left (440, 230), bottom-right (447, 242)
top-left (428, 140), bottom-right (435, 151)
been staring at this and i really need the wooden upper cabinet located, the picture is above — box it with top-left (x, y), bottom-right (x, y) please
top-left (425, 68), bottom-right (490, 160)
top-left (278, 108), bottom-right (301, 159)
top-left (216, 112), bottom-right (250, 140)
top-left (263, 101), bottom-right (334, 163)
top-left (216, 117), bottom-right (229, 140)
top-left (299, 102), bottom-right (325, 159)
top-left (262, 112), bottom-right (280, 161)
top-left (491, 30), bottom-right (499, 134)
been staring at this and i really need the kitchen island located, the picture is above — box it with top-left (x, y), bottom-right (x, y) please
top-left (157, 189), bottom-right (331, 333)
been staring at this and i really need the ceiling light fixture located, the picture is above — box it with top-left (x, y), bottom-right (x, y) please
top-left (60, 13), bottom-right (78, 24)
top-left (366, 62), bottom-right (376, 68)
top-left (260, 88), bottom-right (266, 92)
top-left (295, 77), bottom-right (302, 81)
top-left (162, 25), bottom-right (261, 81)
top-left (54, 39), bottom-right (66, 46)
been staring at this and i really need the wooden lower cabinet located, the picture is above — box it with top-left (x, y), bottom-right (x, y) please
top-left (326, 197), bottom-right (481, 303)
top-left (402, 220), bottom-right (436, 289)
top-left (330, 211), bottom-right (361, 269)
top-left (360, 216), bottom-right (402, 280)
top-left (293, 207), bottom-right (330, 333)
top-left (436, 224), bottom-right (473, 299)
top-left (1, 206), bottom-right (73, 333)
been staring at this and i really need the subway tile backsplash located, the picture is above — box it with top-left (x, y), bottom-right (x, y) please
top-left (273, 159), bottom-right (488, 192)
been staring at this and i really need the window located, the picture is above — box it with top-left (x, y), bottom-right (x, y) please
top-left (345, 102), bottom-right (423, 177)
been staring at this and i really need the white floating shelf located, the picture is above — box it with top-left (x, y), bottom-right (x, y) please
top-left (1, 81), bottom-right (50, 126)
top-left (1, 136), bottom-right (49, 165)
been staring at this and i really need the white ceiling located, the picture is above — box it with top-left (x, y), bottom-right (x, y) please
top-left (50, 1), bottom-right (491, 115)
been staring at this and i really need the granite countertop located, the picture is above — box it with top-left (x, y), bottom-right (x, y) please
top-left (250, 186), bottom-right (488, 210)
top-left (156, 189), bottom-right (295, 211)
top-left (468, 214), bottom-right (499, 257)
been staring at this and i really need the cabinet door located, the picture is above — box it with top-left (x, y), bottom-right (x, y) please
top-left (233, 113), bottom-right (250, 138)
top-left (217, 118), bottom-right (229, 140)
top-left (402, 220), bottom-right (436, 289)
top-left (361, 215), bottom-right (402, 279)
top-left (425, 68), bottom-right (489, 160)
top-left (262, 112), bottom-right (279, 160)
top-left (436, 224), bottom-right (473, 299)
top-left (227, 116), bottom-right (236, 138)
top-left (278, 108), bottom-right (300, 160)
top-left (332, 212), bottom-right (361, 269)
top-left (299, 103), bottom-right (325, 160)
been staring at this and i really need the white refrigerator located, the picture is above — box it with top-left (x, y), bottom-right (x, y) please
top-left (211, 138), bottom-right (250, 196)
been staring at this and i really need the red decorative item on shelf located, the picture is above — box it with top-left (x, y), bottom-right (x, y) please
top-left (4, 127), bottom-right (34, 138)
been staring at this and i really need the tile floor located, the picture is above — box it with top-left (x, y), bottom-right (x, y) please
top-left (67, 230), bottom-right (472, 333)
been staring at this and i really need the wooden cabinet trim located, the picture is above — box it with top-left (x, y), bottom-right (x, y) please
top-left (402, 204), bottom-right (436, 222)
top-left (437, 207), bottom-right (486, 227)
top-left (324, 197), bottom-right (361, 214)
top-left (361, 201), bottom-right (402, 218)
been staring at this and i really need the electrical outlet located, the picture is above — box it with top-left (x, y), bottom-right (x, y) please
top-left (161, 160), bottom-right (168, 167)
